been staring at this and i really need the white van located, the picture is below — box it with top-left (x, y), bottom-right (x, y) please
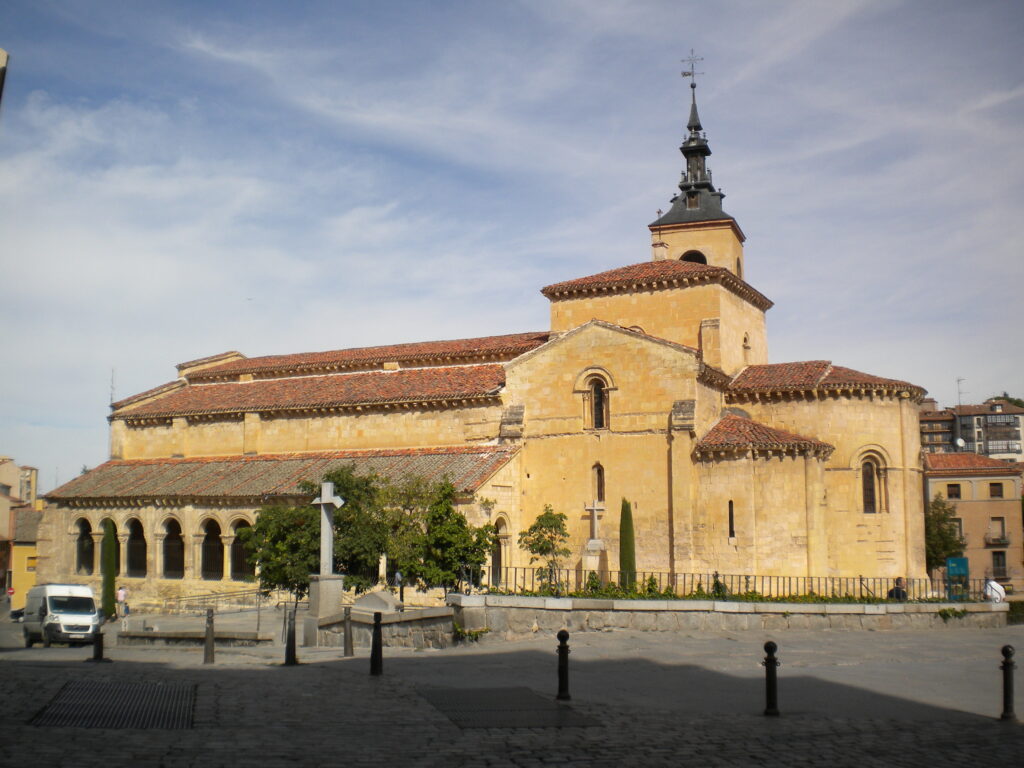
top-left (23, 584), bottom-right (102, 647)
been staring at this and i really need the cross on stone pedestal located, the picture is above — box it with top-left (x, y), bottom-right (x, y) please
top-left (312, 482), bottom-right (345, 576)
top-left (583, 500), bottom-right (606, 542)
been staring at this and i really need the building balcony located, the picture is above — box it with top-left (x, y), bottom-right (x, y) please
top-left (984, 532), bottom-right (1010, 546)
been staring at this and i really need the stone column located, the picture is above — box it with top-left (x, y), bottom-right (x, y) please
top-left (154, 533), bottom-right (166, 580)
top-left (90, 532), bottom-right (103, 577)
top-left (188, 535), bottom-right (204, 580)
top-left (117, 533), bottom-right (129, 577)
top-left (222, 535), bottom-right (235, 581)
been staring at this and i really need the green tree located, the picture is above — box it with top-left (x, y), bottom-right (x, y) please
top-left (618, 498), bottom-right (636, 589)
top-left (379, 474), bottom-right (433, 586)
top-left (924, 494), bottom-right (966, 572)
top-left (238, 504), bottom-right (320, 598)
top-left (518, 505), bottom-right (571, 583)
top-left (420, 480), bottom-right (494, 591)
top-left (100, 519), bottom-right (117, 619)
top-left (998, 392), bottom-right (1024, 409)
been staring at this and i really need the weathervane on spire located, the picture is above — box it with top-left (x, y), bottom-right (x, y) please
top-left (681, 49), bottom-right (704, 89)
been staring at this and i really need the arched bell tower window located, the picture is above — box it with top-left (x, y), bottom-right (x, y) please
top-left (588, 377), bottom-right (609, 430)
top-left (593, 463), bottom-right (606, 503)
top-left (680, 250), bottom-right (707, 265)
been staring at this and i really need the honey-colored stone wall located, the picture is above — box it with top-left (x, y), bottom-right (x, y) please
top-left (649, 220), bottom-right (746, 277)
top-left (548, 284), bottom-right (766, 375)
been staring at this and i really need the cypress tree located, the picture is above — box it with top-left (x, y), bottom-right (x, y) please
top-left (101, 519), bottom-right (117, 619)
top-left (618, 498), bottom-right (636, 589)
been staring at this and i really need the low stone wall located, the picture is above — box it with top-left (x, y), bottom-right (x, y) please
top-left (448, 594), bottom-right (1008, 638)
top-left (117, 630), bottom-right (272, 647)
top-left (315, 607), bottom-right (454, 650)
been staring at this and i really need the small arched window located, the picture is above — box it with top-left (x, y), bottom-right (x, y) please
top-left (589, 377), bottom-right (608, 430)
top-left (680, 250), bottom-right (707, 265)
top-left (593, 463), bottom-right (606, 503)
top-left (861, 457), bottom-right (888, 514)
top-left (728, 500), bottom-right (736, 538)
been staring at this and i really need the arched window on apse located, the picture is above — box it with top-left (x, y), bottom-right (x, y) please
top-left (861, 456), bottom-right (887, 514)
top-left (201, 520), bottom-right (224, 580)
top-left (231, 521), bottom-right (256, 581)
top-left (593, 463), bottom-right (606, 504)
top-left (588, 377), bottom-right (609, 430)
top-left (126, 519), bottom-right (147, 577)
top-left (728, 500), bottom-right (736, 539)
top-left (680, 250), bottom-right (707, 265)
top-left (75, 519), bottom-right (94, 575)
top-left (742, 333), bottom-right (751, 365)
top-left (163, 520), bottom-right (185, 579)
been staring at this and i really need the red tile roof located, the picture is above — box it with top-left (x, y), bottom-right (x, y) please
top-left (729, 361), bottom-right (922, 395)
top-left (114, 365), bottom-right (505, 420)
top-left (46, 446), bottom-right (519, 502)
top-left (188, 331), bottom-right (550, 380)
top-left (540, 260), bottom-right (773, 311)
top-left (695, 414), bottom-right (834, 457)
top-left (951, 402), bottom-right (1024, 416)
top-left (923, 452), bottom-right (1023, 475)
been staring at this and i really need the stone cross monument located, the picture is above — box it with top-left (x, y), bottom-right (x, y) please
top-left (305, 482), bottom-right (346, 647)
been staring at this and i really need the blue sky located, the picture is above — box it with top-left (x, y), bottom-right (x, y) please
top-left (1, 0), bottom-right (1022, 489)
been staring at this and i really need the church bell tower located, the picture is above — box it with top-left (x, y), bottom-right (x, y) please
top-left (649, 58), bottom-right (746, 279)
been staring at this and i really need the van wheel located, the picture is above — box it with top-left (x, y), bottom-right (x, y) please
top-left (41, 629), bottom-right (51, 648)
top-left (23, 628), bottom-right (33, 648)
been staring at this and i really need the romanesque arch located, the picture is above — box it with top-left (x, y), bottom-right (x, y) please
top-left (74, 518), bottom-right (94, 575)
top-left (230, 519), bottom-right (255, 581)
top-left (126, 518), bottom-right (147, 577)
top-left (200, 518), bottom-right (224, 580)
top-left (162, 517), bottom-right (185, 579)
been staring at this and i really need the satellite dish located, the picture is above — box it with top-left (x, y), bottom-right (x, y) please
top-left (955, 438), bottom-right (966, 448)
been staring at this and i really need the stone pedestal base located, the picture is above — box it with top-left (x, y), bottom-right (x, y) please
top-left (305, 574), bottom-right (346, 648)
top-left (582, 540), bottom-right (605, 574)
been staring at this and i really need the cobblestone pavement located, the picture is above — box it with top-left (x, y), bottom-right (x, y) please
top-left (1, 610), bottom-right (1022, 767)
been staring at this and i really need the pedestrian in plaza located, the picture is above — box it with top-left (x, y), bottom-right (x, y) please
top-left (116, 585), bottom-right (130, 617)
top-left (887, 577), bottom-right (908, 601)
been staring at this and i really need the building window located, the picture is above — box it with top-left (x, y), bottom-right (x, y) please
top-left (680, 250), bottom-right (707, 264)
top-left (126, 519), bottom-right (147, 578)
top-left (989, 482), bottom-right (1004, 498)
top-left (230, 521), bottom-right (255, 581)
top-left (163, 519), bottom-right (184, 579)
top-left (992, 551), bottom-right (1007, 579)
top-left (946, 483), bottom-right (961, 499)
top-left (75, 519), bottom-right (94, 575)
top-left (587, 377), bottom-right (609, 430)
top-left (593, 463), bottom-right (605, 503)
top-left (862, 460), bottom-right (878, 513)
top-left (201, 520), bottom-right (224, 580)
top-left (26, 556), bottom-right (37, 573)
top-left (728, 500), bottom-right (736, 538)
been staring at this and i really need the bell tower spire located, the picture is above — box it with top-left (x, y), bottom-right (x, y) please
top-left (649, 52), bottom-right (746, 277)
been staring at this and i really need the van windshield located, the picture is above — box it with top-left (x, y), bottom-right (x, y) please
top-left (48, 596), bottom-right (96, 614)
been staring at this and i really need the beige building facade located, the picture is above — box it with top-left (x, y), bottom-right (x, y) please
top-left (924, 452), bottom-right (1023, 593)
top-left (41, 85), bottom-right (928, 604)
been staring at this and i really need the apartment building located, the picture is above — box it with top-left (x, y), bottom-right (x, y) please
top-left (919, 397), bottom-right (1023, 461)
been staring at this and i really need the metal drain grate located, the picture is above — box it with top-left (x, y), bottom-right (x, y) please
top-left (419, 686), bottom-right (598, 729)
top-left (31, 680), bottom-right (196, 729)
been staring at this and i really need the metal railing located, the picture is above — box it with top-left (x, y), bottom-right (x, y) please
top-left (161, 588), bottom-right (297, 615)
top-left (486, 567), bottom-right (990, 602)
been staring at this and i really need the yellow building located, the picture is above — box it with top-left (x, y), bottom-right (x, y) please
top-left (40, 84), bottom-right (927, 603)
top-left (9, 505), bottom-right (42, 612)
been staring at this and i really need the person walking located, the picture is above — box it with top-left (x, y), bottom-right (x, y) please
top-left (116, 585), bottom-right (130, 617)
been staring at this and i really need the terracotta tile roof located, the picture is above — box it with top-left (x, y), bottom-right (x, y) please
top-left (111, 380), bottom-right (186, 411)
top-left (951, 402), bottom-right (1024, 416)
top-left (114, 365), bottom-right (505, 420)
top-left (923, 452), bottom-right (1023, 475)
top-left (694, 414), bottom-right (834, 457)
top-left (540, 260), bottom-right (773, 311)
top-left (46, 446), bottom-right (520, 503)
top-left (188, 331), bottom-right (550, 380)
top-left (730, 361), bottom-right (923, 395)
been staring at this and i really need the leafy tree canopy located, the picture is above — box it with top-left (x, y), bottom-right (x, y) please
top-left (998, 392), bottom-right (1024, 409)
top-left (924, 494), bottom-right (966, 573)
top-left (518, 505), bottom-right (571, 576)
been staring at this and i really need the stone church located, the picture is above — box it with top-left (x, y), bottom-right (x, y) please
top-left (40, 83), bottom-right (927, 603)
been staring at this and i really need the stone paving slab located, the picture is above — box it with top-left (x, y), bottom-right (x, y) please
top-left (1, 609), bottom-right (1022, 766)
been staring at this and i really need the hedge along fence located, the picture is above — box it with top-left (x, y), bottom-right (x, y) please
top-left (485, 567), bottom-right (992, 604)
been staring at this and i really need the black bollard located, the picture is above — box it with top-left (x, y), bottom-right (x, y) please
top-left (556, 629), bottom-right (571, 701)
top-left (203, 608), bottom-right (215, 665)
top-left (85, 629), bottom-right (111, 663)
top-left (762, 641), bottom-right (780, 716)
top-left (370, 611), bottom-right (383, 676)
top-left (343, 606), bottom-right (354, 658)
top-left (1000, 645), bottom-right (1016, 722)
top-left (285, 606), bottom-right (297, 666)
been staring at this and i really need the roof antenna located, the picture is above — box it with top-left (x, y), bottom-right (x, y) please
top-left (956, 377), bottom-right (966, 407)
top-left (110, 367), bottom-right (117, 405)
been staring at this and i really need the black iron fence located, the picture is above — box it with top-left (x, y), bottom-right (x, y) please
top-left (485, 566), bottom-right (991, 602)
